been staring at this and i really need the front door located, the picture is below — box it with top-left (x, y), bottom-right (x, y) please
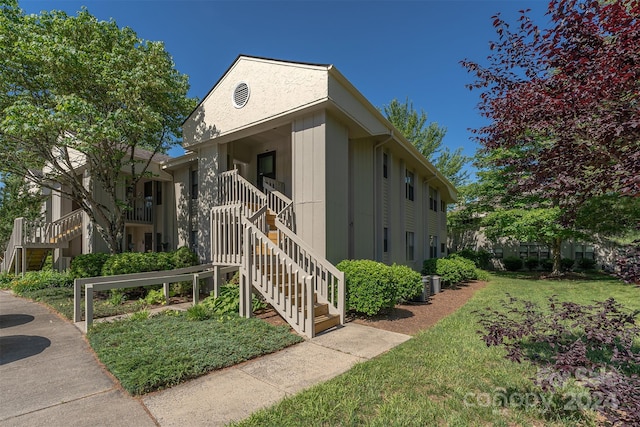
top-left (257, 151), bottom-right (276, 191)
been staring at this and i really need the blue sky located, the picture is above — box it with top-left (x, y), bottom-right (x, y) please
top-left (21, 0), bottom-right (551, 181)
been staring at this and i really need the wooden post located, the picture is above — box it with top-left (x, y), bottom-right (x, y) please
top-left (85, 284), bottom-right (94, 330)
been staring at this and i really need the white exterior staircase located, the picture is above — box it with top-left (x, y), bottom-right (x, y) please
top-left (1, 209), bottom-right (83, 274)
top-left (211, 170), bottom-right (345, 338)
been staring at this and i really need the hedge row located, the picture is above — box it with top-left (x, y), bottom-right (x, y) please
top-left (70, 246), bottom-right (199, 278)
top-left (336, 260), bottom-right (423, 316)
top-left (421, 254), bottom-right (485, 285)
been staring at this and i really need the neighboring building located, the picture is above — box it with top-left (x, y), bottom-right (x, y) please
top-left (1, 55), bottom-right (457, 337)
top-left (449, 216), bottom-right (620, 271)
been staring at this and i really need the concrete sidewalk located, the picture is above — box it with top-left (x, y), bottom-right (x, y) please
top-left (0, 290), bottom-right (411, 426)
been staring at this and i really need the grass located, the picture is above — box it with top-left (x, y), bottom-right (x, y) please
top-left (230, 272), bottom-right (640, 427)
top-left (5, 274), bottom-right (303, 397)
top-left (87, 311), bottom-right (303, 395)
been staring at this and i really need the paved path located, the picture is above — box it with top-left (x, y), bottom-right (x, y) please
top-left (0, 290), bottom-right (411, 426)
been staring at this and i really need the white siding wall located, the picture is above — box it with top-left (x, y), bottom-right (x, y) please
top-left (197, 143), bottom-right (226, 262)
top-left (292, 112), bottom-right (327, 257)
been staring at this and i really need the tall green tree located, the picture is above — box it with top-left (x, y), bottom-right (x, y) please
top-left (0, 1), bottom-right (197, 253)
top-left (0, 173), bottom-right (44, 252)
top-left (381, 98), bottom-right (469, 188)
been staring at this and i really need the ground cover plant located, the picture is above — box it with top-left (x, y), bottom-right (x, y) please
top-left (231, 272), bottom-right (640, 427)
top-left (476, 293), bottom-right (640, 425)
top-left (87, 311), bottom-right (303, 395)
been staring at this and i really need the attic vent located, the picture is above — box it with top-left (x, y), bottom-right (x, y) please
top-left (232, 82), bottom-right (250, 108)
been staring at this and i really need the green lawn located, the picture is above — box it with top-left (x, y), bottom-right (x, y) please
top-left (87, 311), bottom-right (303, 395)
top-left (230, 272), bottom-right (640, 427)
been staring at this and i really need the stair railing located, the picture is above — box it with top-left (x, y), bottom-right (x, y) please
top-left (1, 217), bottom-right (24, 272)
top-left (241, 216), bottom-right (315, 337)
top-left (263, 176), bottom-right (285, 194)
top-left (210, 204), bottom-right (244, 266)
top-left (265, 189), bottom-right (295, 232)
top-left (218, 170), bottom-right (266, 216)
top-left (274, 218), bottom-right (345, 324)
top-left (50, 209), bottom-right (83, 245)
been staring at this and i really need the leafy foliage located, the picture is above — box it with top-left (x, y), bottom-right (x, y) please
top-left (475, 294), bottom-right (640, 426)
top-left (0, 173), bottom-right (43, 252)
top-left (616, 240), bottom-right (640, 285)
top-left (462, 0), bottom-right (640, 211)
top-left (69, 253), bottom-right (110, 279)
top-left (389, 263), bottom-right (422, 303)
top-left (0, 2), bottom-right (197, 253)
top-left (381, 98), bottom-right (469, 187)
top-left (503, 256), bottom-right (524, 272)
top-left (421, 255), bottom-right (483, 285)
top-left (337, 260), bottom-right (396, 316)
top-left (200, 284), bottom-right (267, 316)
top-left (10, 270), bottom-right (73, 293)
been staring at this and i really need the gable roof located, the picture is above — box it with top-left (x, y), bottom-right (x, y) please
top-left (183, 54), bottom-right (457, 201)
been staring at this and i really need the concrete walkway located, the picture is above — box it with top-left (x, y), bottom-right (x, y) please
top-left (0, 290), bottom-right (411, 426)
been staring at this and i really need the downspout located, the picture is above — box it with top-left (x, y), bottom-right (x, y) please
top-left (373, 131), bottom-right (394, 261)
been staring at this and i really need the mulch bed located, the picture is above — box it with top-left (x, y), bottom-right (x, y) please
top-left (257, 280), bottom-right (488, 336)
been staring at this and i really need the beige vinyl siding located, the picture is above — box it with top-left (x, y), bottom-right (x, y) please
top-left (196, 143), bottom-right (225, 262)
top-left (348, 137), bottom-right (375, 261)
top-left (292, 111), bottom-right (327, 258)
top-left (382, 170), bottom-right (390, 264)
top-left (325, 114), bottom-right (349, 264)
top-left (172, 166), bottom-right (191, 250)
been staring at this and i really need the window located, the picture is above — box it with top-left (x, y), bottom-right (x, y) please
top-left (441, 200), bottom-right (446, 212)
top-left (405, 170), bottom-right (414, 201)
top-left (191, 170), bottom-right (198, 200)
top-left (383, 227), bottom-right (389, 253)
top-left (493, 247), bottom-right (504, 259)
top-left (441, 243), bottom-right (446, 255)
top-left (406, 231), bottom-right (415, 261)
top-left (429, 235), bottom-right (438, 258)
top-left (575, 244), bottom-right (595, 260)
top-left (156, 182), bottom-right (162, 205)
top-left (429, 187), bottom-right (438, 211)
top-left (144, 181), bottom-right (153, 208)
top-left (383, 153), bottom-right (388, 179)
top-left (190, 230), bottom-right (198, 252)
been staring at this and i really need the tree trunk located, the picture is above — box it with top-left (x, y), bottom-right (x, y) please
top-left (551, 237), bottom-right (563, 277)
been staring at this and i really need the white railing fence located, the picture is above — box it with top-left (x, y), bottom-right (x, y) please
top-left (275, 218), bottom-right (345, 323)
top-left (210, 204), bottom-right (244, 266)
top-left (1, 218), bottom-right (24, 272)
top-left (218, 170), bottom-right (267, 216)
top-left (263, 176), bottom-right (285, 194)
top-left (241, 217), bottom-right (315, 337)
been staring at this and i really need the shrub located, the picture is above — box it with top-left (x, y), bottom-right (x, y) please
top-left (474, 268), bottom-right (491, 282)
top-left (337, 259), bottom-right (395, 316)
top-left (561, 258), bottom-right (575, 272)
top-left (503, 256), bottom-right (523, 271)
top-left (434, 258), bottom-right (462, 285)
top-left (616, 240), bottom-right (640, 284)
top-left (141, 288), bottom-right (166, 306)
top-left (475, 295), bottom-right (640, 426)
top-left (200, 284), bottom-right (267, 315)
top-left (0, 271), bottom-right (15, 289)
top-left (445, 254), bottom-right (477, 282)
top-left (454, 248), bottom-right (493, 269)
top-left (524, 258), bottom-right (539, 271)
top-left (540, 258), bottom-right (554, 271)
top-left (70, 253), bottom-right (110, 279)
top-left (421, 258), bottom-right (438, 275)
top-left (173, 246), bottom-right (199, 268)
top-left (577, 257), bottom-right (597, 271)
top-left (11, 270), bottom-right (73, 294)
top-left (390, 263), bottom-right (422, 303)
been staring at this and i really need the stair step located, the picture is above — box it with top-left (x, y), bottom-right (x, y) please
top-left (314, 302), bottom-right (328, 317)
top-left (315, 313), bottom-right (340, 334)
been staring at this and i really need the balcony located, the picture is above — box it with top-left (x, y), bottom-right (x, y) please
top-left (125, 198), bottom-right (153, 224)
